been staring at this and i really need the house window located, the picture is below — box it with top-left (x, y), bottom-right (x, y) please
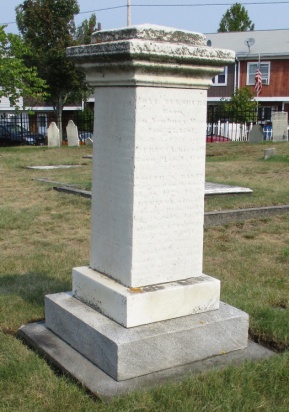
top-left (247, 62), bottom-right (270, 85)
top-left (37, 114), bottom-right (47, 135)
top-left (258, 106), bottom-right (272, 121)
top-left (212, 67), bottom-right (227, 86)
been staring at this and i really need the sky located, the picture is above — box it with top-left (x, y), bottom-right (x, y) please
top-left (1, 0), bottom-right (289, 36)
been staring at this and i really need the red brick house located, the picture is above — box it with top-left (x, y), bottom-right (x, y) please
top-left (206, 29), bottom-right (289, 120)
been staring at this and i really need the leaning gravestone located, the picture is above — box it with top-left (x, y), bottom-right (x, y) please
top-left (272, 112), bottom-right (288, 141)
top-left (19, 25), bottom-right (250, 395)
top-left (66, 120), bottom-right (79, 146)
top-left (85, 137), bottom-right (93, 146)
top-left (47, 122), bottom-right (60, 147)
top-left (249, 124), bottom-right (263, 143)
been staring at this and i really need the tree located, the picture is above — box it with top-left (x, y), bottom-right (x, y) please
top-left (0, 25), bottom-right (46, 109)
top-left (16, 0), bottom-right (94, 139)
top-left (220, 87), bottom-right (257, 123)
top-left (218, 3), bottom-right (254, 32)
top-left (75, 13), bottom-right (97, 45)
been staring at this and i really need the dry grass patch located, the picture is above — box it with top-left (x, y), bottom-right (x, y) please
top-left (1, 147), bottom-right (92, 332)
top-left (204, 214), bottom-right (289, 350)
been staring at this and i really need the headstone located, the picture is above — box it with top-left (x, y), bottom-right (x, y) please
top-left (264, 147), bottom-right (276, 160)
top-left (26, 25), bottom-right (249, 387)
top-left (248, 124), bottom-right (263, 143)
top-left (85, 137), bottom-right (93, 146)
top-left (47, 122), bottom-right (60, 147)
top-left (272, 112), bottom-right (288, 141)
top-left (66, 120), bottom-right (79, 146)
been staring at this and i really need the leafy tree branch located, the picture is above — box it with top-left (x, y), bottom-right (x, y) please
top-left (16, 0), bottom-right (95, 138)
top-left (0, 25), bottom-right (47, 109)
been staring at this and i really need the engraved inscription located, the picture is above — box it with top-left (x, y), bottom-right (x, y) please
top-left (131, 87), bottom-right (206, 280)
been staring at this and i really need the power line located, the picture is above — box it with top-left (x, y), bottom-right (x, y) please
top-left (78, 6), bottom-right (127, 15)
top-left (77, 1), bottom-right (289, 15)
top-left (2, 1), bottom-right (289, 26)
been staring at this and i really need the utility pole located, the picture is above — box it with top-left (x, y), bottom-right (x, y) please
top-left (127, 0), bottom-right (131, 26)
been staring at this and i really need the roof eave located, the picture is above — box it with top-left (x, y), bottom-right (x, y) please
top-left (236, 52), bottom-right (289, 60)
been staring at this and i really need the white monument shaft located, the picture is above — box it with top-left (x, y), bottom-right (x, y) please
top-left (90, 86), bottom-right (206, 286)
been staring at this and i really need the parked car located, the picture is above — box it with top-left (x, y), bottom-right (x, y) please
top-left (206, 134), bottom-right (231, 143)
top-left (0, 123), bottom-right (45, 146)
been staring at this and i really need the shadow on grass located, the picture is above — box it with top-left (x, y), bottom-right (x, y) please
top-left (0, 272), bottom-right (71, 307)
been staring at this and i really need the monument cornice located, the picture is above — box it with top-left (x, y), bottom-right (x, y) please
top-left (67, 25), bottom-right (235, 88)
top-left (67, 40), bottom-right (235, 65)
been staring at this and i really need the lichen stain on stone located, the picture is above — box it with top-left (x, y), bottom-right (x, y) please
top-left (129, 287), bottom-right (143, 293)
top-left (176, 276), bottom-right (209, 287)
top-left (142, 285), bottom-right (165, 292)
top-left (90, 25), bottom-right (206, 47)
top-left (68, 41), bottom-right (234, 70)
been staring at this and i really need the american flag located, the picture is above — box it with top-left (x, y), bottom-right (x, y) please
top-left (255, 67), bottom-right (262, 96)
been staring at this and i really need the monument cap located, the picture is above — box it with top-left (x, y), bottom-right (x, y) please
top-left (91, 24), bottom-right (207, 46)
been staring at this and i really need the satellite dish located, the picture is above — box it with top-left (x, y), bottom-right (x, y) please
top-left (244, 38), bottom-right (255, 52)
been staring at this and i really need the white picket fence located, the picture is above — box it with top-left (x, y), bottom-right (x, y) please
top-left (206, 120), bottom-right (273, 141)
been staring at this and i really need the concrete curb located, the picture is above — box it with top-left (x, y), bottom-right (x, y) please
top-left (53, 186), bottom-right (92, 198)
top-left (52, 186), bottom-right (289, 226)
top-left (205, 205), bottom-right (289, 226)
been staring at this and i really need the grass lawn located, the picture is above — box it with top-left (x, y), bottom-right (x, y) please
top-left (0, 143), bottom-right (289, 411)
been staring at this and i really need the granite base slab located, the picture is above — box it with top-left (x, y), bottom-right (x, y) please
top-left (44, 292), bottom-right (249, 381)
top-left (18, 322), bottom-right (275, 402)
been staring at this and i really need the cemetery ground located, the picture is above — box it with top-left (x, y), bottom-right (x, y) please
top-left (0, 142), bottom-right (289, 411)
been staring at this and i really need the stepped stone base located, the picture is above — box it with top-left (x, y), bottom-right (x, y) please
top-left (44, 292), bottom-right (249, 381)
top-left (72, 267), bottom-right (220, 327)
top-left (18, 321), bottom-right (275, 401)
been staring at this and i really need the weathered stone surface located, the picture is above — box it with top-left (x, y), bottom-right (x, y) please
top-left (66, 120), bottom-right (79, 146)
top-left (67, 25), bottom-right (235, 88)
top-left (27, 165), bottom-right (82, 170)
top-left (91, 25), bottom-right (207, 45)
top-left (47, 122), bottom-right (60, 147)
top-left (205, 182), bottom-right (252, 195)
top-left (45, 292), bottom-right (249, 381)
top-left (264, 147), bottom-right (276, 160)
top-left (53, 186), bottom-right (91, 198)
top-left (272, 112), bottom-right (288, 141)
top-left (204, 205), bottom-right (289, 226)
top-left (18, 322), bottom-right (275, 401)
top-left (72, 267), bottom-right (220, 327)
top-left (85, 137), bottom-right (93, 146)
top-left (89, 87), bottom-right (207, 288)
top-left (248, 124), bottom-right (263, 143)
